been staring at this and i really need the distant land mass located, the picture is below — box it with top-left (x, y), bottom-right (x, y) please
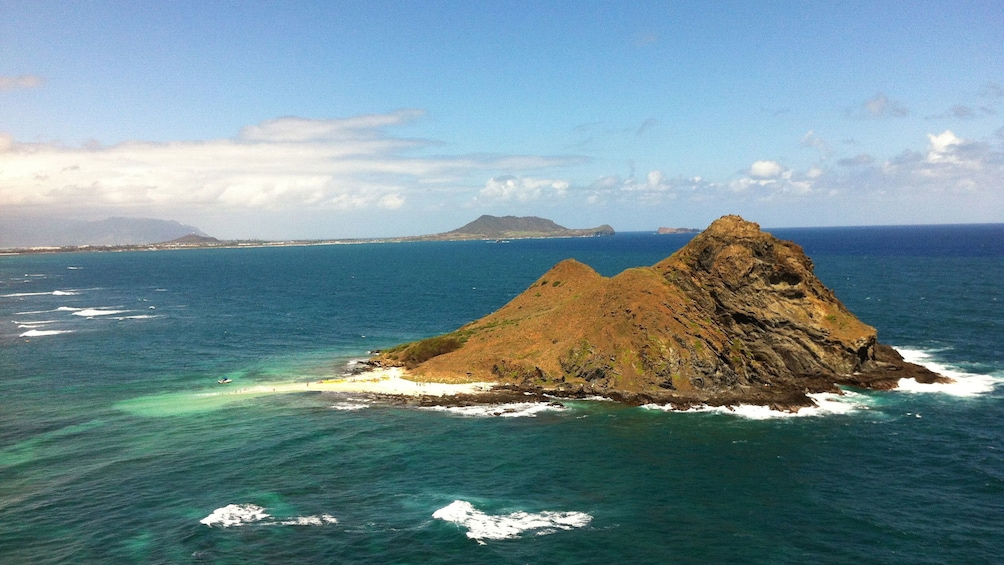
top-left (0, 216), bottom-right (207, 248)
top-left (1, 214), bottom-right (615, 253)
top-left (657, 226), bottom-right (701, 234)
top-left (376, 215), bottom-right (948, 410)
top-left (415, 215), bottom-right (615, 241)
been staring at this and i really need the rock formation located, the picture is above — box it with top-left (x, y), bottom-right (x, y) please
top-left (377, 215), bottom-right (947, 409)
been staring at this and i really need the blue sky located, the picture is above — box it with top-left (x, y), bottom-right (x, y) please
top-left (1, 1), bottom-right (1002, 239)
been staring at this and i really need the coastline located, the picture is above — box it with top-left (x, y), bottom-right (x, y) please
top-left (219, 367), bottom-right (497, 398)
top-left (209, 346), bottom-right (977, 417)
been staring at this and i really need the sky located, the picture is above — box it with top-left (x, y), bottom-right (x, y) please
top-left (1, 1), bottom-right (1002, 239)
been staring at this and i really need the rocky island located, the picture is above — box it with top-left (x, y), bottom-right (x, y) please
top-left (375, 215), bottom-right (948, 410)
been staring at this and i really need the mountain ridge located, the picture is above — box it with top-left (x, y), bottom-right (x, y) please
top-left (0, 216), bottom-right (207, 248)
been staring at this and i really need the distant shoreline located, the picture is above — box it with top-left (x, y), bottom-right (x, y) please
top-left (0, 231), bottom-right (618, 256)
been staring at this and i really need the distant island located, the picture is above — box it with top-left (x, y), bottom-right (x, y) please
top-left (657, 226), bottom-right (700, 235)
top-left (408, 215), bottom-right (614, 241)
top-left (374, 215), bottom-right (948, 410)
top-left (1, 214), bottom-right (614, 255)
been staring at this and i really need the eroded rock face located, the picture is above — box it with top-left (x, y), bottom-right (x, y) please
top-left (378, 215), bottom-right (946, 407)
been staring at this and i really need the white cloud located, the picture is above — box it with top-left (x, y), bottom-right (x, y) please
top-left (926, 130), bottom-right (962, 162)
top-left (478, 176), bottom-right (570, 202)
top-left (748, 160), bottom-right (785, 179)
top-left (378, 193), bottom-right (405, 210)
top-left (0, 112), bottom-right (581, 220)
top-left (0, 75), bottom-right (44, 92)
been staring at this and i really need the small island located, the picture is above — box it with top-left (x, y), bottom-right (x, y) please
top-left (657, 226), bottom-right (701, 235)
top-left (373, 215), bottom-right (948, 411)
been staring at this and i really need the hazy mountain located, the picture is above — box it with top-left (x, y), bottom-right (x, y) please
top-left (0, 216), bottom-right (208, 248)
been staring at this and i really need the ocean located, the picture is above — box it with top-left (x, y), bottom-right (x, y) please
top-left (1, 225), bottom-right (1002, 564)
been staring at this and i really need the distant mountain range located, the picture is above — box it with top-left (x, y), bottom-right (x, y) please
top-left (0, 216), bottom-right (208, 248)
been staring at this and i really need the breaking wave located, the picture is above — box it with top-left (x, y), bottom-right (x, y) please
top-left (199, 504), bottom-right (337, 528)
top-left (642, 390), bottom-right (872, 420)
top-left (71, 308), bottom-right (129, 317)
top-left (433, 500), bottom-right (591, 542)
top-left (423, 402), bottom-right (566, 418)
top-left (894, 348), bottom-right (997, 396)
top-left (2, 290), bottom-right (78, 297)
top-left (19, 329), bottom-right (74, 337)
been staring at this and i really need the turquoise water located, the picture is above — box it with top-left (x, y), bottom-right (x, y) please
top-left (2, 227), bottom-right (1002, 563)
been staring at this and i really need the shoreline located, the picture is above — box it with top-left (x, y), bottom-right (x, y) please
top-left (218, 367), bottom-right (498, 398)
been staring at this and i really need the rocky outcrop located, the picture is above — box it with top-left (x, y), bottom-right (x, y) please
top-left (377, 215), bottom-right (947, 409)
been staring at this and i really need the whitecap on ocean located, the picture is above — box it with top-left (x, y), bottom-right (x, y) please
top-left (433, 500), bottom-right (592, 542)
top-left (200, 504), bottom-right (337, 528)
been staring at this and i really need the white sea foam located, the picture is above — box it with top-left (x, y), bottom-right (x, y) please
top-left (423, 402), bottom-right (566, 418)
top-left (14, 320), bottom-right (57, 327)
top-left (71, 308), bottom-right (128, 317)
top-left (331, 402), bottom-right (370, 411)
top-left (3, 290), bottom-right (77, 297)
top-left (2, 292), bottom-right (51, 297)
top-left (433, 500), bottom-right (591, 541)
top-left (643, 390), bottom-right (871, 420)
top-left (893, 348), bottom-right (996, 396)
top-left (19, 329), bottom-right (74, 337)
top-left (200, 504), bottom-right (337, 528)
top-left (200, 504), bottom-right (271, 527)
top-left (278, 515), bottom-right (338, 526)
top-left (114, 315), bottom-right (159, 320)
top-left (14, 309), bottom-right (58, 315)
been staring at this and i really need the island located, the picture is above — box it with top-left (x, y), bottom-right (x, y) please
top-left (373, 215), bottom-right (948, 410)
top-left (418, 215), bottom-right (615, 241)
top-left (657, 226), bottom-right (701, 235)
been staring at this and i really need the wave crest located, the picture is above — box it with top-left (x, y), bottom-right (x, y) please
top-left (433, 500), bottom-right (591, 541)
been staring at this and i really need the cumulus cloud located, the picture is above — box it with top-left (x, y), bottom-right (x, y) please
top-left (584, 170), bottom-right (718, 206)
top-left (726, 130), bottom-right (1003, 206)
top-left (0, 112), bottom-right (581, 218)
top-left (748, 160), bottom-right (785, 179)
top-left (551, 129), bottom-right (1002, 225)
top-left (0, 74), bottom-right (44, 92)
top-left (847, 92), bottom-right (909, 119)
top-left (478, 176), bottom-right (570, 202)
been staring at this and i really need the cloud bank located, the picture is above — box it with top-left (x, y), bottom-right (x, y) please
top-left (1, 106), bottom-right (1001, 236)
top-left (0, 110), bottom-right (580, 225)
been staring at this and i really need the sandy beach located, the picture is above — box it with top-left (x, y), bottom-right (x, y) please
top-left (220, 367), bottom-right (497, 398)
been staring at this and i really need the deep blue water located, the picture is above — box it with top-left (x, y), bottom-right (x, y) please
top-left (1, 225), bottom-right (1002, 564)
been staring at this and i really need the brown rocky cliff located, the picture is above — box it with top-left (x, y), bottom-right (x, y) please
top-left (378, 215), bottom-right (947, 408)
